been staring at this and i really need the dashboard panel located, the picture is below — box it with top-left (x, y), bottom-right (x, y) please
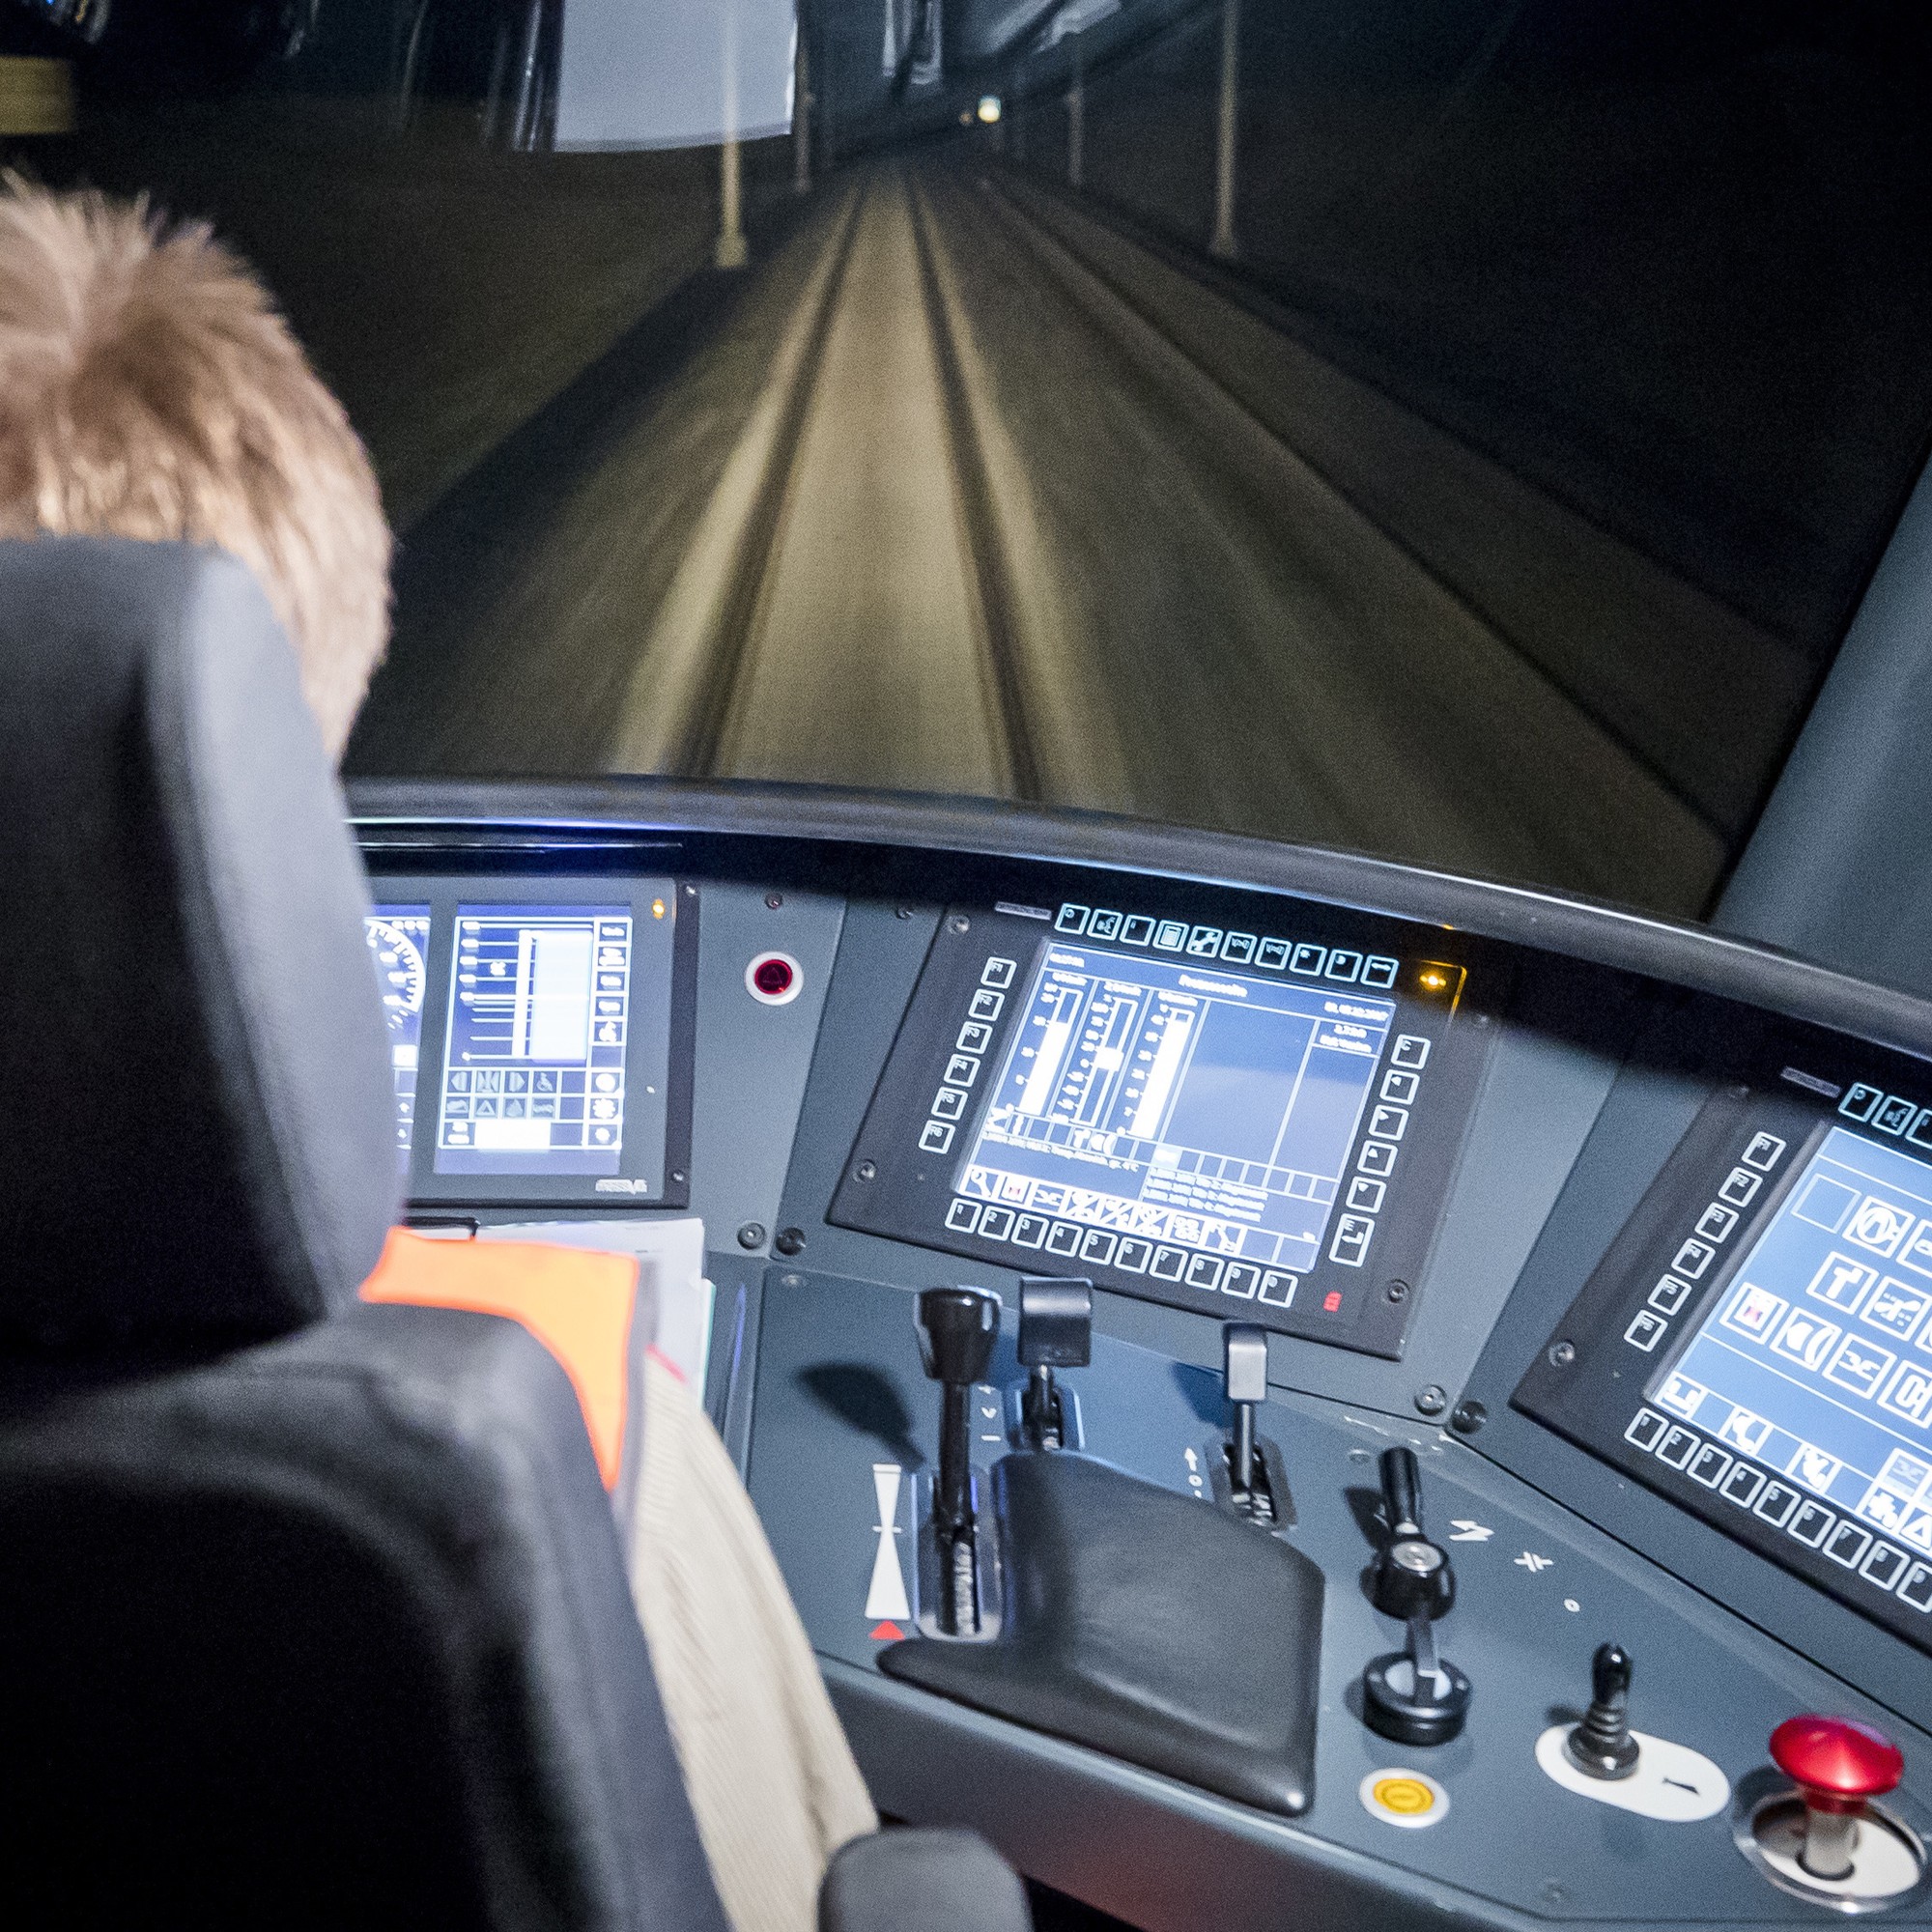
top-left (351, 778), bottom-right (1932, 1932)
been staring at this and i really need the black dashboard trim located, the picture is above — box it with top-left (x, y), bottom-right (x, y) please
top-left (347, 777), bottom-right (1932, 1065)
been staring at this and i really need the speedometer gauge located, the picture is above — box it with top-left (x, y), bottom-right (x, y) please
top-left (365, 917), bottom-right (426, 1033)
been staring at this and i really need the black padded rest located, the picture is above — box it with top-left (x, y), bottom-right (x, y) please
top-left (0, 536), bottom-right (396, 1348)
top-left (0, 1301), bottom-right (730, 1932)
top-left (880, 1451), bottom-right (1324, 1817)
top-left (818, 1827), bottom-right (1032, 1932)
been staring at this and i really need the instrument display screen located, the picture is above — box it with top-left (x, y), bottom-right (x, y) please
top-left (436, 903), bottom-right (636, 1177)
top-left (956, 942), bottom-right (1399, 1281)
top-left (1655, 1126), bottom-right (1932, 1554)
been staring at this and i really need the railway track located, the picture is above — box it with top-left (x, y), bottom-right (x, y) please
top-left (621, 165), bottom-right (1045, 804)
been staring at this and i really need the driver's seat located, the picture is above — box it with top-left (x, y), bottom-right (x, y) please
top-left (0, 534), bottom-right (1025, 1932)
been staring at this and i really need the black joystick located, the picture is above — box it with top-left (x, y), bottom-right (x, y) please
top-left (1362, 1446), bottom-right (1471, 1746)
top-left (1566, 1643), bottom-right (1640, 1779)
top-left (1018, 1277), bottom-right (1092, 1450)
top-left (915, 1287), bottom-right (1000, 1634)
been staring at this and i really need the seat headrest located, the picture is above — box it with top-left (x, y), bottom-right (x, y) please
top-left (0, 537), bottom-right (399, 1350)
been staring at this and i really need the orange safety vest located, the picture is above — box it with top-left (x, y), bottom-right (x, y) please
top-left (359, 1227), bottom-right (655, 1489)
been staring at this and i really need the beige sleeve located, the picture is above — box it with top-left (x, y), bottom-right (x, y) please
top-left (627, 1350), bottom-right (878, 1932)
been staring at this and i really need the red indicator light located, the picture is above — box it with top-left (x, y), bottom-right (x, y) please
top-left (1323, 1291), bottom-right (1344, 1313)
top-left (746, 951), bottom-right (804, 1005)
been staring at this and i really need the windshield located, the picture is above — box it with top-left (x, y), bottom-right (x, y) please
top-left (6, 0), bottom-right (1929, 921)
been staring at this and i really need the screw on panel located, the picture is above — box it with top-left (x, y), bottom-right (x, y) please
top-left (774, 1227), bottom-right (806, 1256)
top-left (737, 1222), bottom-right (766, 1251)
top-left (683, 885), bottom-right (697, 896)
top-left (856, 1161), bottom-right (877, 1181)
top-left (948, 915), bottom-right (971, 934)
top-left (670, 1170), bottom-right (687, 1184)
top-left (1451, 1401), bottom-right (1488, 1435)
top-left (1548, 1340), bottom-right (1577, 1368)
top-left (780, 1274), bottom-right (804, 1289)
top-left (1414, 1384), bottom-right (1448, 1416)
top-left (1349, 1448), bottom-right (1373, 1465)
top-left (1385, 1280), bottom-right (1409, 1304)
top-left (765, 893), bottom-right (783, 909)
top-left (895, 907), bottom-right (915, 919)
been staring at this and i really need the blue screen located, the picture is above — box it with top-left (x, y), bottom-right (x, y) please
top-left (1660, 1125), bottom-right (1932, 1553)
top-left (436, 904), bottom-right (633, 1176)
top-left (957, 942), bottom-right (1396, 1275)
top-left (365, 904), bottom-right (430, 1164)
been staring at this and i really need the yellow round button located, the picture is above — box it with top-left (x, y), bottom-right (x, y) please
top-left (1360, 1767), bottom-right (1450, 1829)
top-left (1374, 1776), bottom-right (1435, 1814)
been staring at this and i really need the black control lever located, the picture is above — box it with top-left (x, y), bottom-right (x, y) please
top-left (915, 1287), bottom-right (1000, 1634)
top-left (1226, 1323), bottom-right (1267, 1497)
top-left (1566, 1643), bottom-right (1640, 1779)
top-left (1018, 1277), bottom-right (1092, 1450)
top-left (1362, 1446), bottom-right (1471, 1745)
top-left (1216, 1324), bottom-right (1294, 1526)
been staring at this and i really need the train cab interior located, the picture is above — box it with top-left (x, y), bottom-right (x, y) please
top-left (6, 2), bottom-right (1932, 1928)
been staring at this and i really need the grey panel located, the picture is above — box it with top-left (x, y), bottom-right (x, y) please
top-left (753, 1270), bottom-right (1932, 1928)
top-left (686, 883), bottom-right (845, 1255)
top-left (1719, 455), bottom-right (1932, 999)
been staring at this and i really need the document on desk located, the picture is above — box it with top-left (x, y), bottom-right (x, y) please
top-left (480, 1217), bottom-right (713, 1393)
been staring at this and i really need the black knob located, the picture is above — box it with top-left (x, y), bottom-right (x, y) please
top-left (917, 1287), bottom-right (999, 1388)
top-left (1565, 1643), bottom-right (1640, 1780)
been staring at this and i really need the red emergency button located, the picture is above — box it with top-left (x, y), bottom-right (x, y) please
top-left (1771, 1716), bottom-right (1904, 1813)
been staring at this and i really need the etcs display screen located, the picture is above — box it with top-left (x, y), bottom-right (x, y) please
top-left (435, 903), bottom-right (635, 1177)
top-left (1654, 1126), bottom-right (1932, 1556)
top-left (365, 903), bottom-right (430, 1164)
top-left (955, 942), bottom-right (1398, 1277)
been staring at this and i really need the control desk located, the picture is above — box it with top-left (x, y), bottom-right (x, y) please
top-left (352, 777), bottom-right (1932, 1932)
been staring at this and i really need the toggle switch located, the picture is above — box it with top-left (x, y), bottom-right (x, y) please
top-left (1018, 1277), bottom-right (1091, 1451)
top-left (1566, 1643), bottom-right (1640, 1780)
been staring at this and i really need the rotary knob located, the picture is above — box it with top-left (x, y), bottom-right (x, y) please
top-left (1770, 1716), bottom-right (1905, 1881)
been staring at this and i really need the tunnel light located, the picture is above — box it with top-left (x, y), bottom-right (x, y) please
top-left (977, 95), bottom-right (1002, 125)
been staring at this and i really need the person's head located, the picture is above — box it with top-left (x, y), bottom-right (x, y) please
top-left (0, 176), bottom-right (388, 759)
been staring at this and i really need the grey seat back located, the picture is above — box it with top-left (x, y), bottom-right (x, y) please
top-left (0, 537), bottom-right (726, 1932)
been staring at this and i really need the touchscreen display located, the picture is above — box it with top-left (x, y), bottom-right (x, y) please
top-left (955, 941), bottom-right (1398, 1276)
top-left (365, 903), bottom-right (430, 1162)
top-left (436, 904), bottom-right (634, 1176)
top-left (1655, 1125), bottom-right (1932, 1552)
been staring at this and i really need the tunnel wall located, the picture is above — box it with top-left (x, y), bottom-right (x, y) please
top-left (1009, 0), bottom-right (1932, 667)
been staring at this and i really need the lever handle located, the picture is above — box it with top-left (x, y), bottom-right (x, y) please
top-left (1381, 1446), bottom-right (1424, 1540)
top-left (917, 1287), bottom-right (999, 1387)
top-left (1592, 1642), bottom-right (1634, 1711)
top-left (1372, 1447), bottom-right (1455, 1622)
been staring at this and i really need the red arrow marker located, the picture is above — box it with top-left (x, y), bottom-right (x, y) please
top-left (869, 1621), bottom-right (905, 1641)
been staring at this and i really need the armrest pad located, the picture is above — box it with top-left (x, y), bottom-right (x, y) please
top-left (818, 1829), bottom-right (1031, 1932)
